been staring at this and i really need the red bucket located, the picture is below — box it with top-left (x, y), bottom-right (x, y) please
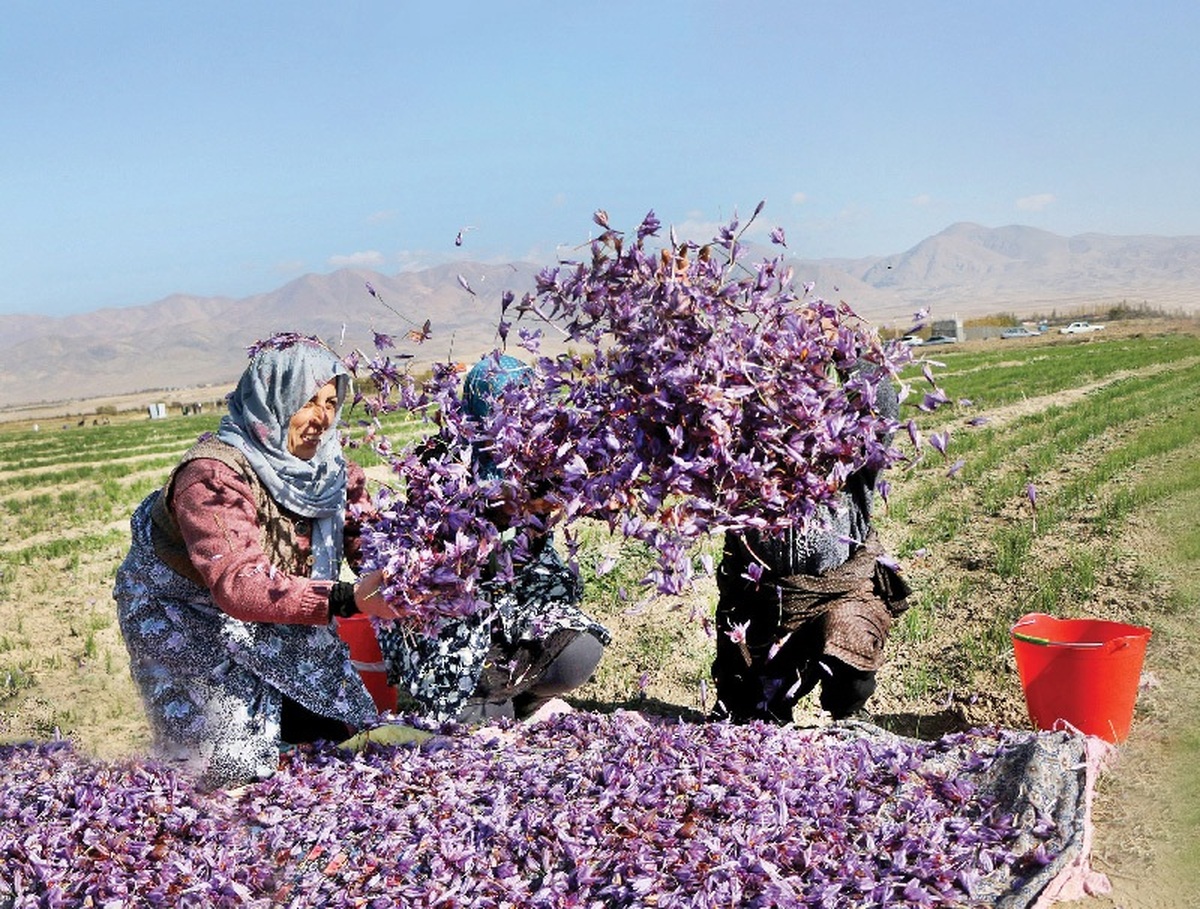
top-left (336, 614), bottom-right (398, 714)
top-left (1011, 612), bottom-right (1151, 743)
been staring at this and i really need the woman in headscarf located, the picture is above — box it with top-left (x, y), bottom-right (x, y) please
top-left (379, 354), bottom-right (610, 724)
top-left (113, 333), bottom-right (401, 789)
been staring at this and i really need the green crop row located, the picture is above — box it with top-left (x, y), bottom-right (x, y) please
top-left (885, 330), bottom-right (1200, 678)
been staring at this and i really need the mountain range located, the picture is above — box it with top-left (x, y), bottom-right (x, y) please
top-left (3, 222), bottom-right (1199, 409)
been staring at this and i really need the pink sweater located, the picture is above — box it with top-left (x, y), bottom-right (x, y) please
top-left (171, 458), bottom-right (370, 626)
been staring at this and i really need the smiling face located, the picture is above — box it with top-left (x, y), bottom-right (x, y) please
top-left (287, 380), bottom-right (339, 460)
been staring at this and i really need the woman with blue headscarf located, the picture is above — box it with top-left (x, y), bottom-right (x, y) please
top-left (114, 333), bottom-right (401, 788)
top-left (379, 353), bottom-right (610, 723)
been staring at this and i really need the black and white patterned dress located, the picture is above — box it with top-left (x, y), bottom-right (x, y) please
top-left (378, 539), bottom-right (610, 722)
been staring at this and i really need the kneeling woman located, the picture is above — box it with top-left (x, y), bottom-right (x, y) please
top-left (114, 334), bottom-right (400, 789)
top-left (380, 354), bottom-right (609, 724)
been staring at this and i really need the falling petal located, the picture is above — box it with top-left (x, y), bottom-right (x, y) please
top-left (406, 320), bottom-right (432, 344)
top-left (724, 620), bottom-right (751, 645)
top-left (906, 420), bottom-right (922, 448)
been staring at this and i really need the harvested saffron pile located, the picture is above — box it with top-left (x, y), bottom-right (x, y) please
top-left (2, 713), bottom-right (1093, 908)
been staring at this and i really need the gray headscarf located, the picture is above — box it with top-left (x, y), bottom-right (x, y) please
top-left (216, 335), bottom-right (351, 580)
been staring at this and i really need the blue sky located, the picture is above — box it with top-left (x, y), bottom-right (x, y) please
top-left (4, 1), bottom-right (1198, 317)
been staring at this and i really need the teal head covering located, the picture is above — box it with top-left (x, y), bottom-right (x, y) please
top-left (217, 334), bottom-right (350, 579)
top-left (463, 354), bottom-right (530, 479)
top-left (463, 354), bottom-right (530, 418)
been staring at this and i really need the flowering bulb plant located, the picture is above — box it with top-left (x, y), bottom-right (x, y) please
top-left (350, 206), bottom-right (932, 632)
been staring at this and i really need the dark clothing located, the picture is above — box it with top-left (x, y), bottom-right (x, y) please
top-left (459, 629), bottom-right (606, 722)
top-left (711, 528), bottom-right (907, 722)
top-left (711, 371), bottom-right (906, 723)
top-left (280, 696), bottom-right (354, 745)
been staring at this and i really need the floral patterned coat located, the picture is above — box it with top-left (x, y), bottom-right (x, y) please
top-left (113, 440), bottom-right (377, 789)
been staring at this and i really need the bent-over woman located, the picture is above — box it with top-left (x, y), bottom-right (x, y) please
top-left (711, 371), bottom-right (909, 724)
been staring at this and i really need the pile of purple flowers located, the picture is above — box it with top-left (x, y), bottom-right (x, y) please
top-left (349, 208), bottom-right (931, 631)
top-left (2, 714), bottom-right (1070, 907)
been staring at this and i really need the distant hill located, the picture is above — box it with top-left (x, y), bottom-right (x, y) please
top-left (0, 262), bottom-right (543, 409)
top-left (2, 223), bottom-right (1198, 408)
top-left (859, 223), bottom-right (1200, 314)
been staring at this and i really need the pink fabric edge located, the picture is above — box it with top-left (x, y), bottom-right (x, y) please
top-left (1033, 734), bottom-right (1115, 906)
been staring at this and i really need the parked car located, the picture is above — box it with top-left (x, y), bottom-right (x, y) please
top-left (899, 335), bottom-right (924, 347)
top-left (1001, 327), bottom-right (1040, 339)
top-left (1059, 321), bottom-right (1105, 335)
top-left (924, 335), bottom-right (958, 345)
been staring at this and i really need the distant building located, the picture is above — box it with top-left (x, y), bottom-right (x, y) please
top-left (931, 317), bottom-right (964, 341)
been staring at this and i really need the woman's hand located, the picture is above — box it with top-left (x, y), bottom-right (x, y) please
top-left (353, 569), bottom-right (402, 620)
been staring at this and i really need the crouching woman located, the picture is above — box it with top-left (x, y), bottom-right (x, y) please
top-left (113, 333), bottom-right (400, 789)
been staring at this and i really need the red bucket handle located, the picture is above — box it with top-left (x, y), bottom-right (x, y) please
top-left (1013, 614), bottom-right (1151, 652)
top-left (1012, 630), bottom-right (1103, 649)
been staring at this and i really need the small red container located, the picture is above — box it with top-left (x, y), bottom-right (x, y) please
top-left (336, 614), bottom-right (398, 714)
top-left (1011, 612), bottom-right (1151, 743)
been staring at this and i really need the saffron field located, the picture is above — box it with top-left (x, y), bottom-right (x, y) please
top-left (1, 319), bottom-right (1198, 905)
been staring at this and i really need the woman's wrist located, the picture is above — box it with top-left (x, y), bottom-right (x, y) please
top-left (327, 581), bottom-right (359, 619)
